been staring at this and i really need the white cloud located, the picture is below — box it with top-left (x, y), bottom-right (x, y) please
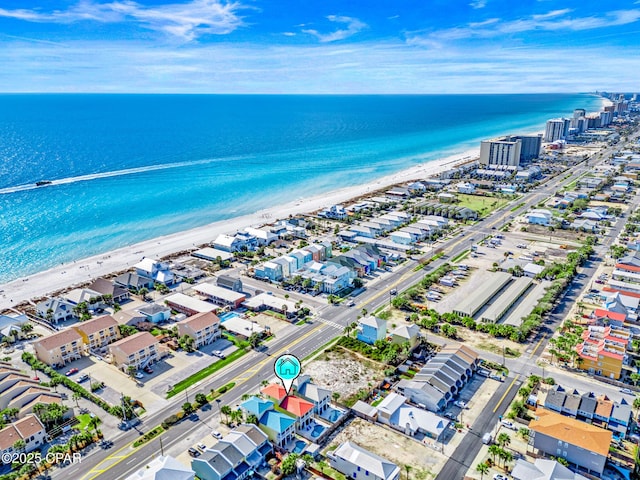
top-left (469, 0), bottom-right (487, 9)
top-left (282, 32), bottom-right (296, 36)
top-left (531, 9), bottom-right (572, 20)
top-left (0, 38), bottom-right (637, 94)
top-left (0, 0), bottom-right (246, 41)
top-left (417, 8), bottom-right (640, 42)
top-left (302, 15), bottom-right (367, 42)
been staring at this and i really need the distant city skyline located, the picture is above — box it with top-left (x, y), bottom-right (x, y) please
top-left (0, 0), bottom-right (639, 93)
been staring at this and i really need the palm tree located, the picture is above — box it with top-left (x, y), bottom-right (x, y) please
top-left (220, 405), bottom-right (232, 424)
top-left (488, 444), bottom-right (501, 463)
top-left (88, 415), bottom-right (100, 437)
top-left (497, 432), bottom-right (511, 448)
top-left (501, 449), bottom-right (513, 467)
top-left (404, 465), bottom-right (412, 480)
top-left (246, 413), bottom-right (258, 425)
top-left (476, 462), bottom-right (489, 479)
top-left (72, 392), bottom-right (82, 408)
top-left (230, 409), bottom-right (243, 426)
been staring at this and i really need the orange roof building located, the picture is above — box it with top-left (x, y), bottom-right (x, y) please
top-left (280, 396), bottom-right (314, 418)
top-left (261, 384), bottom-right (287, 401)
top-left (529, 408), bottom-right (611, 476)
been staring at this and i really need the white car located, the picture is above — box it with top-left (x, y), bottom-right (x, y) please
top-left (212, 431), bottom-right (223, 439)
top-left (134, 372), bottom-right (144, 379)
top-left (493, 475), bottom-right (507, 480)
top-left (197, 443), bottom-right (207, 451)
top-left (454, 400), bottom-right (467, 409)
top-left (620, 388), bottom-right (634, 395)
top-left (501, 420), bottom-right (517, 430)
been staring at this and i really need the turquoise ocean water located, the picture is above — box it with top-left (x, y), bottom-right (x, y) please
top-left (0, 94), bottom-right (602, 283)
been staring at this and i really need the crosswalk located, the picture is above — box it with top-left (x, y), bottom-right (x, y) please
top-left (317, 318), bottom-right (343, 330)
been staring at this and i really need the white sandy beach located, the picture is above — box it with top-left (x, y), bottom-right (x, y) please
top-left (0, 148), bottom-right (479, 311)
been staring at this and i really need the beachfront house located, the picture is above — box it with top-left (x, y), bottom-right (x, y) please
top-left (176, 312), bottom-right (221, 349)
top-left (35, 297), bottom-right (76, 323)
top-left (114, 272), bottom-right (154, 291)
top-left (87, 278), bottom-right (130, 304)
top-left (243, 227), bottom-right (277, 246)
top-left (356, 316), bottom-right (387, 345)
top-left (327, 441), bottom-right (400, 480)
top-left (134, 258), bottom-right (175, 286)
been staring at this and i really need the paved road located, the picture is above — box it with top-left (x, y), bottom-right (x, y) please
top-left (43, 133), bottom-right (638, 480)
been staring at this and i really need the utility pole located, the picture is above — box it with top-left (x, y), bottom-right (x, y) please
top-left (159, 436), bottom-right (165, 457)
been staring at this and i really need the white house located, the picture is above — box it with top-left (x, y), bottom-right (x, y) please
top-left (328, 442), bottom-right (400, 480)
top-left (134, 258), bottom-right (175, 285)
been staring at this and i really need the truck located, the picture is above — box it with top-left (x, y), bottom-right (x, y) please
top-left (482, 432), bottom-right (493, 445)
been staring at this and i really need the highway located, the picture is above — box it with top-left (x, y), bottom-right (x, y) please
top-left (42, 134), bottom-right (637, 480)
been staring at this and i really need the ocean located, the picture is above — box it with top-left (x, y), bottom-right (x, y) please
top-left (0, 94), bottom-right (602, 283)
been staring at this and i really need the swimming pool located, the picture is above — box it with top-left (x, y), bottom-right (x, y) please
top-left (326, 408), bottom-right (343, 422)
top-left (310, 424), bottom-right (325, 438)
top-left (292, 440), bottom-right (307, 454)
top-left (218, 312), bottom-right (240, 322)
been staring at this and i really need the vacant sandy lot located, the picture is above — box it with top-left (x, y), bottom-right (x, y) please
top-left (304, 348), bottom-right (385, 402)
top-left (325, 418), bottom-right (440, 479)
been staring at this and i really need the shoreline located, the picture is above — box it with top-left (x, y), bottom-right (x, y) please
top-left (0, 147), bottom-right (479, 310)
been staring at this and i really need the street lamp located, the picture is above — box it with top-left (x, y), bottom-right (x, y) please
top-left (216, 399), bottom-right (222, 423)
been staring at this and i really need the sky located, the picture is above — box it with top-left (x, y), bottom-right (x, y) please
top-left (0, 0), bottom-right (638, 93)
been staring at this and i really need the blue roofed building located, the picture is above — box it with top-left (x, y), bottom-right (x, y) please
top-left (259, 410), bottom-right (296, 447)
top-left (239, 397), bottom-right (296, 447)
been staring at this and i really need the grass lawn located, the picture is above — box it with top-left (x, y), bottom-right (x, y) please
top-left (75, 413), bottom-right (93, 431)
top-left (167, 349), bottom-right (247, 398)
top-left (456, 193), bottom-right (511, 217)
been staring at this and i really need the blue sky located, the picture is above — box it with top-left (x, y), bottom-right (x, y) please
top-left (0, 0), bottom-right (638, 93)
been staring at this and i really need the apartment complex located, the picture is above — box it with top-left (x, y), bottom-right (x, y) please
top-left (109, 332), bottom-right (161, 371)
top-left (73, 315), bottom-right (121, 351)
top-left (176, 312), bottom-right (221, 348)
top-left (528, 409), bottom-right (612, 477)
top-left (575, 325), bottom-right (630, 379)
top-left (32, 329), bottom-right (85, 367)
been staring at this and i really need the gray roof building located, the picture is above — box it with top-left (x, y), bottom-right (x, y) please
top-left (543, 385), bottom-right (567, 413)
top-left (328, 441), bottom-right (400, 480)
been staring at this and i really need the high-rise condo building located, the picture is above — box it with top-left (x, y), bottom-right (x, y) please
top-left (544, 119), bottom-right (569, 142)
top-left (479, 137), bottom-right (522, 167)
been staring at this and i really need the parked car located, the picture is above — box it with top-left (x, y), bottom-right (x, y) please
top-left (134, 372), bottom-right (144, 379)
top-left (213, 350), bottom-right (226, 359)
top-left (143, 366), bottom-right (153, 374)
top-left (212, 431), bottom-right (223, 439)
top-left (188, 447), bottom-right (200, 457)
top-left (197, 443), bottom-right (207, 451)
top-left (501, 420), bottom-right (517, 430)
top-left (620, 388), bottom-right (634, 395)
top-left (595, 279), bottom-right (604, 284)
top-left (516, 243), bottom-right (527, 249)
top-left (493, 475), bottom-right (507, 480)
top-left (444, 412), bottom-right (456, 420)
top-left (482, 432), bottom-right (493, 445)
top-left (77, 374), bottom-right (90, 382)
top-left (454, 400), bottom-right (467, 409)
top-left (65, 368), bottom-right (79, 376)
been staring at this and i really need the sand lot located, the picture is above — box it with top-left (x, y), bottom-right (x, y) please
top-left (325, 418), bottom-right (441, 479)
top-left (304, 348), bottom-right (385, 404)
